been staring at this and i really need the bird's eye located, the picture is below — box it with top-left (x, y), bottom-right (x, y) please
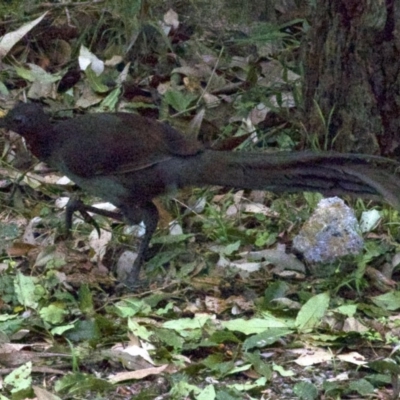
top-left (13, 115), bottom-right (26, 124)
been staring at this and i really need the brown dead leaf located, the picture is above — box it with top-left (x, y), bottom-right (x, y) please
top-left (33, 386), bottom-right (63, 400)
top-left (190, 276), bottom-right (222, 293)
top-left (365, 266), bottom-right (397, 292)
top-left (0, 343), bottom-right (69, 368)
top-left (47, 39), bottom-right (72, 66)
top-left (108, 364), bottom-right (168, 383)
top-left (154, 198), bottom-right (174, 228)
top-left (204, 295), bottom-right (254, 314)
top-left (243, 203), bottom-right (278, 217)
top-left (0, 12), bottom-right (48, 57)
top-left (229, 295), bottom-right (254, 311)
top-left (164, 9), bottom-right (179, 29)
top-left (293, 348), bottom-right (333, 366)
top-left (183, 76), bottom-right (201, 92)
top-left (65, 268), bottom-right (113, 286)
top-left (204, 296), bottom-right (229, 314)
top-left (89, 228), bottom-right (112, 263)
top-left (336, 352), bottom-right (367, 366)
top-left (342, 317), bottom-right (369, 333)
top-left (7, 241), bottom-right (36, 257)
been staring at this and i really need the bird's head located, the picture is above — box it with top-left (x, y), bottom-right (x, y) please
top-left (0, 103), bottom-right (51, 137)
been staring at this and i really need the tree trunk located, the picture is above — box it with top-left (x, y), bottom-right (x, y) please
top-left (302, 0), bottom-right (400, 156)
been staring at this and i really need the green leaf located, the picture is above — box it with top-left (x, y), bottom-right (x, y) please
top-left (146, 249), bottom-right (185, 270)
top-left (322, 381), bottom-right (342, 396)
top-left (0, 318), bottom-right (23, 338)
top-left (228, 377), bottom-right (267, 391)
top-left (100, 87), bottom-right (121, 109)
top-left (164, 89), bottom-right (197, 112)
top-left (349, 379), bottom-right (374, 396)
top-left (202, 354), bottom-right (235, 376)
top-left (14, 273), bottom-right (38, 308)
top-left (371, 291), bottom-right (400, 311)
top-left (34, 245), bottom-right (66, 268)
top-left (293, 381), bottom-right (318, 400)
top-left (223, 240), bottom-right (241, 255)
top-left (214, 388), bottom-right (241, 399)
top-left (163, 315), bottom-right (212, 330)
top-left (196, 384), bottom-right (216, 400)
top-left (15, 64), bottom-right (60, 83)
top-left (151, 233), bottom-right (193, 245)
top-left (4, 362), bottom-right (32, 393)
top-left (55, 373), bottom-right (112, 395)
top-left (78, 285), bottom-right (94, 315)
top-left (0, 222), bottom-right (19, 253)
top-left (128, 318), bottom-right (152, 340)
top-left (295, 292), bottom-right (330, 332)
top-left (244, 352), bottom-right (272, 379)
top-left (169, 381), bottom-right (200, 398)
top-left (243, 327), bottom-right (293, 351)
top-left (65, 319), bottom-right (101, 342)
top-left (204, 331), bottom-right (241, 345)
top-left (85, 67), bottom-right (110, 93)
top-left (114, 298), bottom-right (151, 317)
top-left (369, 358), bottom-right (400, 374)
top-left (40, 304), bottom-right (67, 325)
top-left (335, 304), bottom-right (357, 317)
top-left (51, 324), bottom-right (75, 336)
top-left (255, 231), bottom-right (277, 247)
top-left (229, 363), bottom-right (252, 375)
top-left (273, 363), bottom-right (295, 377)
top-left (366, 373), bottom-right (391, 385)
top-left (222, 315), bottom-right (292, 335)
top-left (264, 281), bottom-right (289, 305)
top-left (153, 327), bottom-right (184, 350)
top-left (0, 314), bottom-right (17, 322)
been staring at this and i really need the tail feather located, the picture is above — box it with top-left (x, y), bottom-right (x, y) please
top-left (185, 150), bottom-right (400, 209)
top-left (338, 164), bottom-right (400, 210)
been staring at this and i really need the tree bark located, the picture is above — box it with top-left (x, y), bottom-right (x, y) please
top-left (302, 0), bottom-right (400, 156)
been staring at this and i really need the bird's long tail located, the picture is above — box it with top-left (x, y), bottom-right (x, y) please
top-left (184, 150), bottom-right (400, 209)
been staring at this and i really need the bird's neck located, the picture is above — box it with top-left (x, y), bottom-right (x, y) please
top-left (24, 127), bottom-right (55, 162)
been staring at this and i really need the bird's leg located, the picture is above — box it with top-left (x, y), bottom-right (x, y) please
top-left (120, 201), bottom-right (159, 287)
top-left (65, 197), bottom-right (124, 237)
top-left (75, 202), bottom-right (124, 221)
top-left (66, 198), bottom-right (159, 287)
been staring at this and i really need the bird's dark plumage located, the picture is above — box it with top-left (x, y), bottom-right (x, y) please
top-left (2, 102), bottom-right (400, 286)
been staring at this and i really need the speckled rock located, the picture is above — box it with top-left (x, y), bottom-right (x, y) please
top-left (293, 197), bottom-right (363, 263)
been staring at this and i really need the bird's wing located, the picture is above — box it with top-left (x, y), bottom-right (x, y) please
top-left (53, 113), bottom-right (202, 178)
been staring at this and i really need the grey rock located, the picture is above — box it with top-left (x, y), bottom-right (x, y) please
top-left (293, 197), bottom-right (363, 263)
